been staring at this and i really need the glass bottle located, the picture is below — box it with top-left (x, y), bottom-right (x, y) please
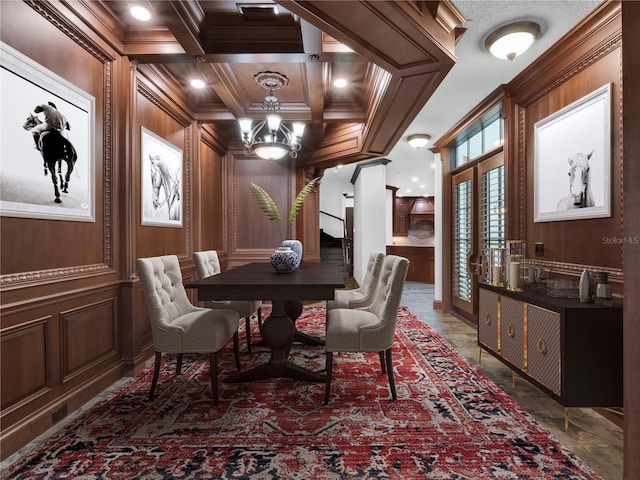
top-left (579, 269), bottom-right (592, 303)
top-left (595, 272), bottom-right (612, 306)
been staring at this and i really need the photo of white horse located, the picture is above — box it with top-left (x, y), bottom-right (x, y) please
top-left (556, 150), bottom-right (595, 211)
top-left (533, 84), bottom-right (611, 223)
top-left (141, 127), bottom-right (183, 227)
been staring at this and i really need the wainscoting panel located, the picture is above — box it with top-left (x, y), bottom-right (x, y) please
top-left (0, 316), bottom-right (52, 412)
top-left (61, 298), bottom-right (118, 383)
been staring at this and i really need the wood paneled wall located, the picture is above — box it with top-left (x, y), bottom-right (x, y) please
top-left (0, 1), bottom-right (123, 457)
top-left (508, 2), bottom-right (623, 291)
top-left (0, 1), bottom-right (319, 459)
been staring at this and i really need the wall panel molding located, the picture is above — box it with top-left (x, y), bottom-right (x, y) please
top-left (24, 0), bottom-right (114, 64)
top-left (60, 298), bottom-right (118, 383)
top-left (1, 2), bottom-right (115, 288)
top-left (0, 316), bottom-right (52, 413)
top-left (517, 35), bottom-right (622, 109)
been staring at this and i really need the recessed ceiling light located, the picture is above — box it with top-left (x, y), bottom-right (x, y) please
top-left (405, 189), bottom-right (412, 193)
top-left (411, 177), bottom-right (418, 182)
top-left (420, 184), bottom-right (426, 188)
top-left (190, 79), bottom-right (206, 89)
top-left (333, 78), bottom-right (347, 88)
top-left (130, 5), bottom-right (151, 21)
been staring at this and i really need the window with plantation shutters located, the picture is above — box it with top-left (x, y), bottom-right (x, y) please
top-left (448, 103), bottom-right (504, 320)
top-left (453, 178), bottom-right (472, 302)
top-left (480, 164), bottom-right (505, 283)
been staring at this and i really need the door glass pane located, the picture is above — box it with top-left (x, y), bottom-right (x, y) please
top-left (480, 165), bottom-right (505, 282)
top-left (453, 179), bottom-right (472, 301)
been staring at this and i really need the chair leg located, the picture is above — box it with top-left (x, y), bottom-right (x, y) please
top-left (245, 316), bottom-right (252, 354)
top-left (149, 351), bottom-right (162, 400)
top-left (379, 351), bottom-right (386, 373)
top-left (324, 351), bottom-right (333, 404)
top-left (176, 353), bottom-right (183, 376)
top-left (210, 352), bottom-right (219, 405)
top-left (385, 348), bottom-right (397, 400)
top-left (233, 331), bottom-right (241, 370)
top-left (257, 307), bottom-right (262, 328)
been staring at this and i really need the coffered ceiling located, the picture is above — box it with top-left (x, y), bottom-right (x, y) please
top-left (93, 0), bottom-right (465, 171)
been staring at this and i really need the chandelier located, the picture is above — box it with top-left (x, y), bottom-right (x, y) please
top-left (238, 71), bottom-right (306, 160)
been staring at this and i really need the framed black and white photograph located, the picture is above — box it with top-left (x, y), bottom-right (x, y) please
top-left (141, 127), bottom-right (183, 227)
top-left (0, 42), bottom-right (95, 222)
top-left (533, 83), bottom-right (611, 223)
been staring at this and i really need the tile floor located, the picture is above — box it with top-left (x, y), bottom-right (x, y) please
top-left (2, 281), bottom-right (624, 479)
top-left (401, 281), bottom-right (623, 480)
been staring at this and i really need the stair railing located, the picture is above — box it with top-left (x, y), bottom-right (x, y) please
top-left (319, 210), bottom-right (352, 274)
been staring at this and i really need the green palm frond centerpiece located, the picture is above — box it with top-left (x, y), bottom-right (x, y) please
top-left (249, 183), bottom-right (282, 222)
top-left (250, 177), bottom-right (320, 240)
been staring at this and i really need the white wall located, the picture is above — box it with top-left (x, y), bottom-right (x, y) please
top-left (319, 172), bottom-right (346, 238)
top-left (353, 164), bottom-right (387, 284)
top-left (386, 189), bottom-right (393, 245)
top-left (434, 153), bottom-right (443, 303)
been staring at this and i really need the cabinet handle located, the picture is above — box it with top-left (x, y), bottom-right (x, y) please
top-left (537, 338), bottom-right (547, 354)
top-left (485, 313), bottom-right (491, 325)
top-left (507, 323), bottom-right (515, 337)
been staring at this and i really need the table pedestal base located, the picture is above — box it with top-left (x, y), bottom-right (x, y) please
top-left (224, 300), bottom-right (326, 383)
top-left (226, 362), bottom-right (327, 383)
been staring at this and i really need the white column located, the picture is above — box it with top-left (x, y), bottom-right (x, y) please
top-left (434, 153), bottom-right (443, 304)
top-left (353, 162), bottom-right (388, 284)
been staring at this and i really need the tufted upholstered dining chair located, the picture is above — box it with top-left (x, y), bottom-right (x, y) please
top-left (193, 250), bottom-right (263, 353)
top-left (324, 255), bottom-right (410, 404)
top-left (326, 251), bottom-right (385, 311)
top-left (136, 255), bottom-right (241, 405)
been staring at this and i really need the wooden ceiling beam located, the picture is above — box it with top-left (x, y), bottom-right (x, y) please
top-left (129, 51), bottom-right (366, 64)
top-left (300, 19), bottom-right (325, 150)
top-left (278, 0), bottom-right (462, 167)
top-left (147, 0), bottom-right (205, 55)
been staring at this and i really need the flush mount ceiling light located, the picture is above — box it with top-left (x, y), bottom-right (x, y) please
top-left (407, 134), bottom-right (431, 149)
top-left (485, 21), bottom-right (541, 61)
top-left (238, 71), bottom-right (305, 161)
top-left (190, 79), bottom-right (205, 89)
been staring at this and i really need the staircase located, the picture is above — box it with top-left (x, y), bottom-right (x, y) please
top-left (320, 231), bottom-right (345, 272)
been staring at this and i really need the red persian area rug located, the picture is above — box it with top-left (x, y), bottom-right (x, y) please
top-left (2, 306), bottom-right (602, 479)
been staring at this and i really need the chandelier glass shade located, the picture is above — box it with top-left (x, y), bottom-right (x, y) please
top-left (238, 71), bottom-right (306, 160)
top-left (238, 114), bottom-right (305, 160)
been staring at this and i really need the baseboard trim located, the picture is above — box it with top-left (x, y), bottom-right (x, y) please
top-left (0, 362), bottom-right (124, 461)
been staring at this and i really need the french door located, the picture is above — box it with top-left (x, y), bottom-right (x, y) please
top-left (451, 152), bottom-right (504, 319)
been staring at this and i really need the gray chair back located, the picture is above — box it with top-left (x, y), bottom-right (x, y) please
top-left (193, 250), bottom-right (222, 279)
top-left (364, 255), bottom-right (410, 348)
top-left (352, 251), bottom-right (385, 308)
top-left (136, 255), bottom-right (197, 352)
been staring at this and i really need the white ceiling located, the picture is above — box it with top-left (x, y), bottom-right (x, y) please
top-left (323, 0), bottom-right (601, 197)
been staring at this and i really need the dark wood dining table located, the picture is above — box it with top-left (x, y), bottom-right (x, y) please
top-left (185, 261), bottom-right (345, 383)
